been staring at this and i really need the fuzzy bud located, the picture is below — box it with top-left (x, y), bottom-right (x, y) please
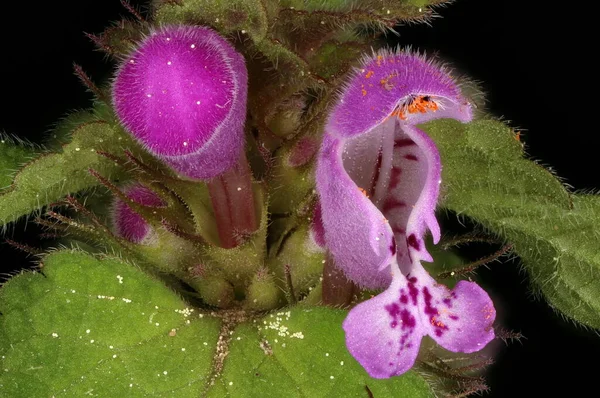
top-left (112, 25), bottom-right (248, 179)
top-left (112, 184), bottom-right (166, 244)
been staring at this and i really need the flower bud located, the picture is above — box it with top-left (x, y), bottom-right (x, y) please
top-left (112, 25), bottom-right (248, 179)
top-left (112, 184), bottom-right (165, 244)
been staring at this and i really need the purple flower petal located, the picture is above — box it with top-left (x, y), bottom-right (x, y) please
top-left (316, 49), bottom-right (496, 378)
top-left (415, 269), bottom-right (496, 353)
top-left (316, 134), bottom-right (396, 289)
top-left (309, 203), bottom-right (327, 250)
top-left (344, 261), bottom-right (496, 378)
top-left (112, 184), bottom-right (165, 244)
top-left (112, 25), bottom-right (248, 179)
top-left (343, 267), bottom-right (424, 379)
top-left (327, 51), bottom-right (472, 140)
top-left (317, 50), bottom-right (468, 289)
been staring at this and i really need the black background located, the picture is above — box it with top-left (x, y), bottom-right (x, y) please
top-left (0, 1), bottom-right (597, 396)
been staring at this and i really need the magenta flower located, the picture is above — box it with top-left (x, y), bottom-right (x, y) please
top-left (112, 184), bottom-right (165, 244)
top-left (112, 25), bottom-right (247, 180)
top-left (316, 50), bottom-right (496, 378)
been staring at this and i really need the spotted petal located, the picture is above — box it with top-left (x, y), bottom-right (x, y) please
top-left (343, 267), bottom-right (424, 379)
top-left (344, 261), bottom-right (496, 378)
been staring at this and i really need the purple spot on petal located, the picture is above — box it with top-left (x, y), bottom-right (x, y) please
top-left (392, 225), bottom-right (406, 235)
top-left (423, 287), bottom-right (449, 336)
top-left (407, 234), bottom-right (420, 251)
top-left (385, 302), bottom-right (401, 317)
top-left (382, 197), bottom-right (406, 214)
top-left (407, 277), bottom-right (419, 305)
top-left (449, 315), bottom-right (459, 321)
top-left (394, 138), bottom-right (416, 148)
top-left (385, 302), bottom-right (402, 329)
top-left (443, 298), bottom-right (453, 307)
top-left (400, 295), bottom-right (408, 304)
top-left (369, 148), bottom-right (384, 196)
top-left (388, 167), bottom-right (402, 189)
top-left (404, 154), bottom-right (419, 161)
top-left (422, 287), bottom-right (437, 316)
top-left (389, 236), bottom-right (397, 256)
top-left (400, 309), bottom-right (416, 329)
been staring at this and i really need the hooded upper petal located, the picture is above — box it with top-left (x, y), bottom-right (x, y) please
top-left (112, 25), bottom-right (248, 180)
top-left (326, 50), bottom-right (472, 141)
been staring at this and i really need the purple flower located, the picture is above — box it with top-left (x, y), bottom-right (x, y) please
top-left (316, 50), bottom-right (495, 378)
top-left (112, 184), bottom-right (165, 244)
top-left (112, 25), bottom-right (247, 179)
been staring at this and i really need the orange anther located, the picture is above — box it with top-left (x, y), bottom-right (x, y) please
top-left (365, 70), bottom-right (374, 79)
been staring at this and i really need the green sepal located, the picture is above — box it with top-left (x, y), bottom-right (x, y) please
top-left (309, 40), bottom-right (369, 81)
top-left (269, 224), bottom-right (325, 300)
top-left (189, 275), bottom-right (236, 308)
top-left (274, 0), bottom-right (441, 30)
top-left (43, 104), bottom-right (113, 151)
top-left (133, 228), bottom-right (202, 274)
top-left (169, 179), bottom-right (220, 246)
top-left (93, 19), bottom-right (146, 57)
top-left (244, 269), bottom-right (285, 311)
top-left (269, 153), bottom-right (315, 215)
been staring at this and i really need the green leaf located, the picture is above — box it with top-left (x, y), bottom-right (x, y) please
top-left (0, 252), bottom-right (434, 396)
top-left (0, 250), bottom-right (221, 396)
top-left (212, 307), bottom-right (433, 397)
top-left (0, 121), bottom-right (137, 226)
top-left (423, 118), bottom-right (600, 328)
top-left (0, 135), bottom-right (37, 192)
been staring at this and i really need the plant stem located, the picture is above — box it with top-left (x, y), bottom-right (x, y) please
top-left (207, 152), bottom-right (258, 248)
top-left (322, 253), bottom-right (356, 307)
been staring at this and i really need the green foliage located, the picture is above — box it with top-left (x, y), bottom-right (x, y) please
top-left (0, 120), bottom-right (137, 227)
top-left (0, 251), bottom-right (433, 397)
top-left (210, 307), bottom-right (434, 397)
top-left (423, 118), bottom-right (600, 328)
top-left (0, 135), bottom-right (37, 192)
top-left (154, 0), bottom-right (269, 41)
top-left (0, 251), bottom-right (221, 396)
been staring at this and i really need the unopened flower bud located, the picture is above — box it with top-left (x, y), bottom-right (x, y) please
top-left (112, 25), bottom-right (248, 179)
